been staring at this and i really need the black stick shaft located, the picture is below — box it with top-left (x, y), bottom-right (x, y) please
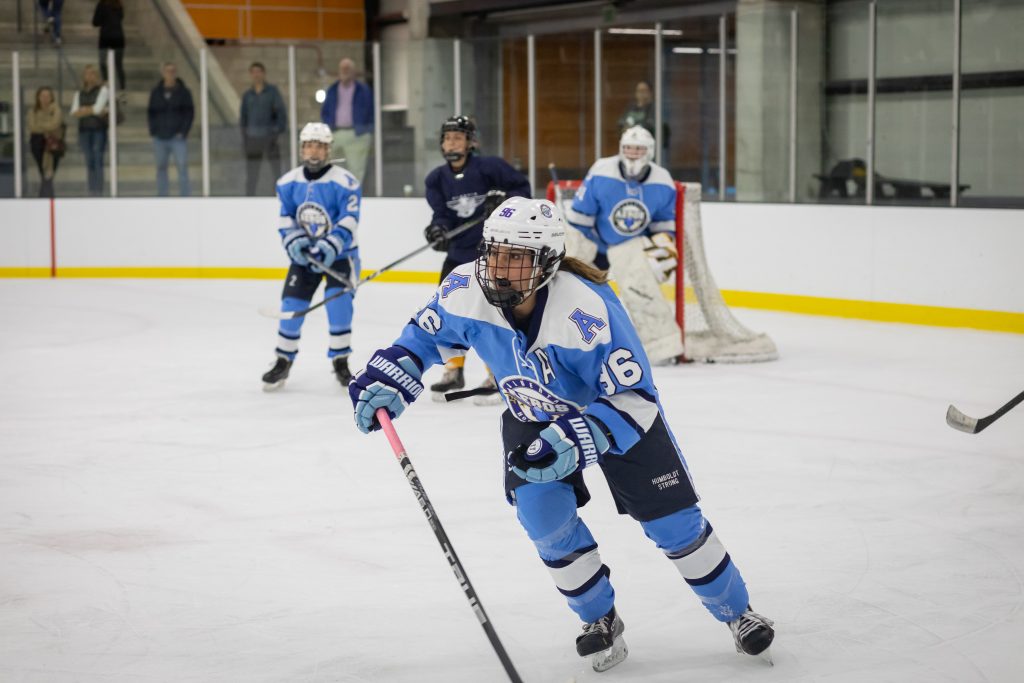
top-left (281, 215), bottom-right (484, 319)
top-left (978, 389), bottom-right (1024, 432)
top-left (376, 410), bottom-right (523, 683)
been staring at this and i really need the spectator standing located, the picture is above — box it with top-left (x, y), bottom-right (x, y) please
top-left (319, 58), bottom-right (373, 185)
top-left (70, 65), bottom-right (109, 197)
top-left (27, 86), bottom-right (65, 198)
top-left (93, 0), bottom-right (126, 90)
top-left (617, 80), bottom-right (670, 157)
top-left (147, 62), bottom-right (194, 196)
top-left (240, 62), bottom-right (287, 196)
top-left (38, 0), bottom-right (64, 46)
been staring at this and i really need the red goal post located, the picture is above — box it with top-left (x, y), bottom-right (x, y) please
top-left (546, 179), bottom-right (778, 363)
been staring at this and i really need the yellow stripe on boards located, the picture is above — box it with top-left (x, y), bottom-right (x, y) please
top-left (3, 266), bottom-right (1019, 334)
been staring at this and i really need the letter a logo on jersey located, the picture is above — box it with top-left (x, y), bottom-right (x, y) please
top-left (441, 272), bottom-right (470, 298)
top-left (570, 308), bottom-right (606, 344)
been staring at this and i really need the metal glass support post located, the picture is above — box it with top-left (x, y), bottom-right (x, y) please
top-left (200, 48), bottom-right (210, 197)
top-left (654, 23), bottom-right (663, 165)
top-left (788, 8), bottom-right (799, 203)
top-left (497, 45), bottom-right (504, 158)
top-left (527, 34), bottom-right (536, 194)
top-left (372, 41), bottom-right (382, 197)
top-left (951, 0), bottom-right (962, 207)
top-left (453, 39), bottom-right (462, 113)
top-left (288, 45), bottom-right (298, 169)
top-left (594, 29), bottom-right (602, 159)
top-left (718, 14), bottom-right (727, 201)
top-left (12, 51), bottom-right (23, 198)
top-left (107, 48), bottom-right (118, 197)
top-left (866, 1), bottom-right (877, 205)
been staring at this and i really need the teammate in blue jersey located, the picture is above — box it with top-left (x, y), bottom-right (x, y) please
top-left (564, 125), bottom-right (685, 363)
top-left (261, 122), bottom-right (362, 391)
top-left (422, 115), bottom-right (531, 401)
top-left (348, 196), bottom-right (775, 672)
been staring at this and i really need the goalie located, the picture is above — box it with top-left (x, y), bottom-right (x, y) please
top-left (563, 126), bottom-right (683, 363)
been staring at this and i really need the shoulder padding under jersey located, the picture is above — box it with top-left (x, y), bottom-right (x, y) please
top-left (434, 263), bottom-right (511, 330)
top-left (530, 271), bottom-right (612, 353)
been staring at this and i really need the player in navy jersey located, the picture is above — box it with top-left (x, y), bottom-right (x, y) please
top-left (261, 122), bottom-right (362, 391)
top-left (422, 115), bottom-right (531, 402)
top-left (565, 125), bottom-right (684, 363)
top-left (349, 197), bottom-right (775, 672)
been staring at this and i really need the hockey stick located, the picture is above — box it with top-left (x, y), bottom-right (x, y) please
top-left (374, 409), bottom-right (523, 683)
top-left (946, 389), bottom-right (1024, 434)
top-left (259, 215), bottom-right (484, 320)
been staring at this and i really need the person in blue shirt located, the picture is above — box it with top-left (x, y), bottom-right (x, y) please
top-left (261, 122), bottom-right (362, 391)
top-left (348, 197), bottom-right (775, 673)
top-left (422, 115), bottom-right (531, 402)
top-left (319, 58), bottom-right (374, 185)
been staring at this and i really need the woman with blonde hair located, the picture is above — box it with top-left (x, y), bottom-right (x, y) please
top-left (70, 64), bottom-right (109, 196)
top-left (28, 86), bottom-right (64, 197)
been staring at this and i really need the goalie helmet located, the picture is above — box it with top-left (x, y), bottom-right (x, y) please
top-left (476, 197), bottom-right (566, 309)
top-left (299, 122), bottom-right (333, 172)
top-left (619, 125), bottom-right (655, 181)
top-left (439, 115), bottom-right (478, 163)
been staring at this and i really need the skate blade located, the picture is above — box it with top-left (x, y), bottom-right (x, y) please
top-left (262, 379), bottom-right (286, 392)
top-left (472, 392), bottom-right (503, 406)
top-left (759, 647), bottom-right (774, 666)
top-left (430, 391), bottom-right (449, 403)
top-left (591, 636), bottom-right (628, 672)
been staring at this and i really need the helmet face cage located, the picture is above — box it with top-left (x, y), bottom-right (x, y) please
top-left (440, 115), bottom-right (477, 161)
top-left (619, 125), bottom-right (654, 180)
top-left (299, 122), bottom-right (332, 172)
top-left (475, 239), bottom-right (562, 309)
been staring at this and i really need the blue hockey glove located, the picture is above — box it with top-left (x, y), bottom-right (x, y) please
top-left (309, 234), bottom-right (344, 274)
top-left (509, 414), bottom-right (611, 483)
top-left (349, 347), bottom-right (424, 434)
top-left (282, 229), bottom-right (312, 266)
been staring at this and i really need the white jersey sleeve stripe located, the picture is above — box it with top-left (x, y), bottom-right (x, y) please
top-left (649, 220), bottom-right (675, 233)
top-left (565, 207), bottom-right (596, 227)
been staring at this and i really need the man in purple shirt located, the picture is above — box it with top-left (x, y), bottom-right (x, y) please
top-left (319, 58), bottom-right (374, 185)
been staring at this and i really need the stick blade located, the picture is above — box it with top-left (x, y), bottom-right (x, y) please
top-left (946, 404), bottom-right (980, 434)
top-left (258, 305), bottom-right (296, 320)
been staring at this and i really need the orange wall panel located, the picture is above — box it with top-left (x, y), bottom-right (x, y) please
top-left (188, 8), bottom-right (243, 41)
top-left (320, 12), bottom-right (365, 42)
top-left (184, 2), bottom-right (365, 41)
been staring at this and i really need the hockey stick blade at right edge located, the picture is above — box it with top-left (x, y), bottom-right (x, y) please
top-left (946, 389), bottom-right (1024, 434)
top-left (945, 404), bottom-right (980, 433)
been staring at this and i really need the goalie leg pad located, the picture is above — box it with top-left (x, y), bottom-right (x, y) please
top-left (607, 238), bottom-right (684, 363)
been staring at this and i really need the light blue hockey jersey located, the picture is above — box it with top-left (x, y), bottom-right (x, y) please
top-left (567, 156), bottom-right (677, 253)
top-left (394, 264), bottom-right (664, 455)
top-left (275, 164), bottom-right (362, 257)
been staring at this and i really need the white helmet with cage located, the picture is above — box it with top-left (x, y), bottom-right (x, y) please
top-left (476, 197), bottom-right (566, 308)
top-left (619, 125), bottom-right (655, 180)
top-left (299, 122), bottom-right (333, 172)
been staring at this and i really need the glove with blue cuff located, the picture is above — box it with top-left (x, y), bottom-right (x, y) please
top-left (509, 413), bottom-right (611, 483)
top-left (309, 234), bottom-right (344, 274)
top-left (282, 228), bottom-right (312, 266)
top-left (349, 346), bottom-right (424, 434)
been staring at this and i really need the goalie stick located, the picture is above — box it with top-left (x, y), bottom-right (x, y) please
top-left (374, 409), bottom-right (523, 683)
top-left (946, 389), bottom-right (1024, 434)
top-left (259, 215), bottom-right (484, 320)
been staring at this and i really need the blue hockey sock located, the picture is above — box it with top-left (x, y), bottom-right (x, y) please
top-left (515, 482), bottom-right (615, 624)
top-left (642, 506), bottom-right (749, 622)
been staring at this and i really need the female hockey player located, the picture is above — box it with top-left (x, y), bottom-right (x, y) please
top-left (348, 197), bottom-right (774, 672)
top-left (261, 121), bottom-right (362, 391)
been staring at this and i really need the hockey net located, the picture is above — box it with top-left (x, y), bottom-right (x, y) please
top-left (546, 180), bottom-right (778, 363)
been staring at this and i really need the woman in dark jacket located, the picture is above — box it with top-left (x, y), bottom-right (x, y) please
top-left (93, 0), bottom-right (126, 90)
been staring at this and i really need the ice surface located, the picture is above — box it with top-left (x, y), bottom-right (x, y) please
top-left (1, 278), bottom-right (1022, 682)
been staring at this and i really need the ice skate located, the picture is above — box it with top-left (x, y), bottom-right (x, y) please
top-left (332, 356), bottom-right (352, 387)
top-left (471, 374), bottom-right (503, 406)
top-left (576, 607), bottom-right (628, 672)
top-left (430, 366), bottom-right (464, 402)
top-left (262, 356), bottom-right (292, 391)
top-left (728, 606), bottom-right (774, 665)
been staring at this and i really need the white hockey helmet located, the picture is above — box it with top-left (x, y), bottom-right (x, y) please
top-left (619, 125), bottom-right (655, 180)
top-left (299, 122), bottom-right (333, 172)
top-left (476, 197), bottom-right (566, 308)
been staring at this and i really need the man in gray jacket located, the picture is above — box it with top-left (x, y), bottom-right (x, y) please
top-left (240, 62), bottom-right (287, 196)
